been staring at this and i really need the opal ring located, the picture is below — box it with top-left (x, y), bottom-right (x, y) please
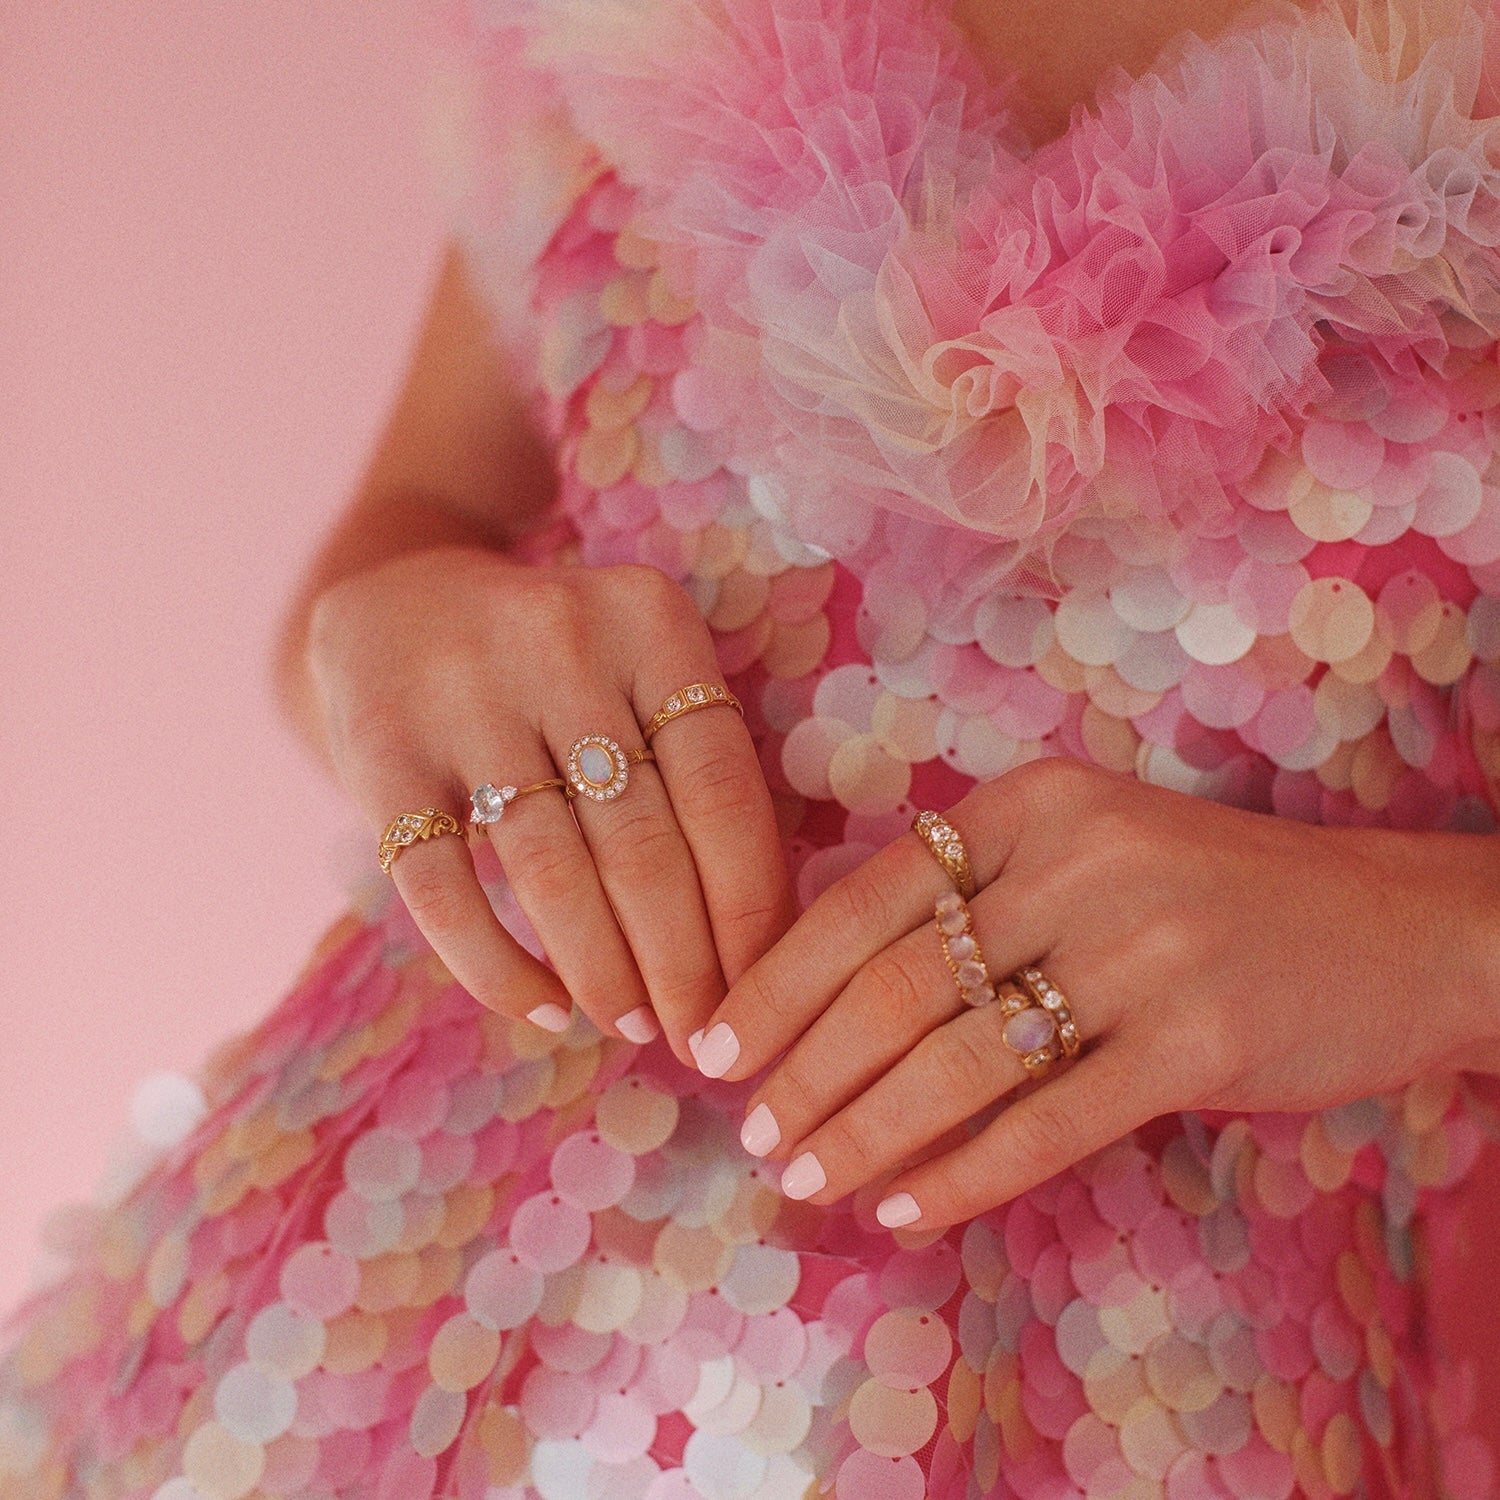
top-left (912, 809), bottom-right (977, 899)
top-left (995, 968), bottom-right (1080, 1076)
top-left (645, 682), bottom-right (744, 742)
top-left (378, 807), bottom-right (464, 876)
top-left (566, 734), bottom-right (655, 802)
top-left (469, 778), bottom-right (568, 826)
top-left (934, 891), bottom-right (996, 1008)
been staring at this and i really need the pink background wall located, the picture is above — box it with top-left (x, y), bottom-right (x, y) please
top-left (3, 0), bottom-right (1500, 1464)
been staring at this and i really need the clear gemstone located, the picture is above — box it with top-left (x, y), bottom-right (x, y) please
top-left (956, 960), bottom-right (987, 988)
top-left (666, 696), bottom-right (683, 713)
top-left (935, 892), bottom-right (963, 915)
top-left (948, 935), bottom-right (977, 962)
top-left (962, 983), bottom-right (995, 1007)
top-left (1042, 993), bottom-right (1062, 1010)
top-left (1004, 1009), bottom-right (1057, 1055)
top-left (937, 909), bottom-right (968, 938)
top-left (687, 686), bottom-right (707, 703)
top-left (470, 783), bottom-right (513, 824)
top-left (578, 745), bottom-right (616, 786)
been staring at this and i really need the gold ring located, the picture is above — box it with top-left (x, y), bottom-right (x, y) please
top-left (644, 682), bottom-right (744, 742)
top-left (1017, 966), bottom-right (1081, 1060)
top-left (469, 778), bottom-right (567, 826)
top-left (912, 809), bottom-right (977, 899)
top-left (566, 734), bottom-right (656, 802)
top-left (378, 807), bottom-right (464, 876)
top-left (934, 892), bottom-right (995, 1007)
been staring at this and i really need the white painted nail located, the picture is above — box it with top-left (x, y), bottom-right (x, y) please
top-left (694, 1022), bottom-right (740, 1079)
top-left (740, 1103), bottom-right (780, 1157)
top-left (526, 1003), bottom-right (571, 1034)
top-left (615, 1005), bottom-right (660, 1044)
top-left (876, 1192), bottom-right (921, 1229)
top-left (780, 1152), bottom-right (826, 1201)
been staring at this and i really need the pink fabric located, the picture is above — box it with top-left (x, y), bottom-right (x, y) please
top-left (3, 0), bottom-right (1500, 1495)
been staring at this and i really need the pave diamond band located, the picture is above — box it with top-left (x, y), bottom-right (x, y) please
top-left (469, 778), bottom-right (567, 826)
top-left (911, 809), bottom-right (977, 899)
top-left (377, 807), bottom-right (464, 876)
top-left (645, 682), bottom-right (743, 742)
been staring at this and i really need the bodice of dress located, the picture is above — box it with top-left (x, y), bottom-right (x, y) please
top-left (430, 0), bottom-right (1500, 900)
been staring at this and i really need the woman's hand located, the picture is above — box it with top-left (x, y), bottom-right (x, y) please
top-left (306, 544), bottom-right (793, 1060)
top-left (691, 759), bottom-right (1500, 1229)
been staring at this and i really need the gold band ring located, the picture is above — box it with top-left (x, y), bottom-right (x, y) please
top-left (1017, 967), bottom-right (1082, 1060)
top-left (644, 682), bottom-right (744, 743)
top-left (378, 807), bottom-right (464, 876)
top-left (566, 734), bottom-right (656, 802)
top-left (912, 809), bottom-right (977, 899)
top-left (469, 778), bottom-right (568, 827)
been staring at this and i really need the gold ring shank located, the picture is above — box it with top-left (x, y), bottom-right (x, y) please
top-left (911, 810), bottom-right (977, 899)
top-left (645, 682), bottom-right (744, 743)
top-left (378, 807), bottom-right (464, 876)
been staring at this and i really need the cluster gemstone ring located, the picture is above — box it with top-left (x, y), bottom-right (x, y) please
top-left (919, 807), bottom-right (1085, 1076)
top-left (378, 807), bottom-right (465, 875)
top-left (645, 681), bottom-right (743, 742)
top-left (566, 734), bottom-right (655, 802)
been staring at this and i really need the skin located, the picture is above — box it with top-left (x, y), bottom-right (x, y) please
top-left (280, 0), bottom-right (1500, 1232)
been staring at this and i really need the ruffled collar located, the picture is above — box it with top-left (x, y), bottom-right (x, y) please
top-left (530, 0), bottom-right (1500, 581)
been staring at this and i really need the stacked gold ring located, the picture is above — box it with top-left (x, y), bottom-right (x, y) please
top-left (645, 682), bottom-right (743, 743)
top-left (911, 809), bottom-right (977, 899)
top-left (378, 808), bottom-right (464, 876)
top-left (469, 778), bottom-right (568, 826)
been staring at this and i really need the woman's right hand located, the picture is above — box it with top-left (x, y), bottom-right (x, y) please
top-left (305, 544), bottom-right (794, 1061)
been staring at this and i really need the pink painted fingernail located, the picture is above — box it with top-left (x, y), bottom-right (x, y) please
top-left (740, 1103), bottom-right (780, 1157)
top-left (526, 1003), bottom-right (571, 1034)
top-left (687, 1028), bottom-right (705, 1058)
top-left (780, 1152), bottom-right (826, 1200)
top-left (694, 1022), bottom-right (740, 1079)
top-left (876, 1192), bottom-right (921, 1229)
top-left (615, 1005), bottom-right (659, 1044)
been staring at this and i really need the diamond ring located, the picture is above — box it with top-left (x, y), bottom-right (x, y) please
top-left (468, 777), bottom-right (568, 827)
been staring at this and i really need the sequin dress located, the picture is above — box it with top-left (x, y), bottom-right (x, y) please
top-left (6, 0), bottom-right (1500, 1494)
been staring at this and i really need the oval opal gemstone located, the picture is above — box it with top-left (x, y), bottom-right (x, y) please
top-left (578, 745), bottom-right (616, 786)
top-left (1003, 1008), bottom-right (1057, 1055)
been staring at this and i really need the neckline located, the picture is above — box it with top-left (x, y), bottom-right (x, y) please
top-left (938, 0), bottom-right (1333, 156)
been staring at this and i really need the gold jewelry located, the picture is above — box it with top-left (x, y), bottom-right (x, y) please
top-left (566, 735), bottom-right (656, 802)
top-left (644, 682), bottom-right (744, 742)
top-left (469, 778), bottom-right (567, 826)
top-left (993, 966), bottom-right (1080, 1076)
top-left (934, 892), bottom-right (996, 1007)
top-left (912, 809), bottom-right (977, 899)
top-left (1017, 966), bottom-right (1081, 1060)
top-left (378, 807), bottom-right (464, 876)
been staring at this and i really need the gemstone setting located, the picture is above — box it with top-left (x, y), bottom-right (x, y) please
top-left (567, 734), bottom-right (631, 801)
top-left (470, 783), bottom-right (518, 825)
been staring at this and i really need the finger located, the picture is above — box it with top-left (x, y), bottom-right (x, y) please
top-left (477, 754), bottom-right (659, 1045)
top-left (871, 1040), bottom-right (1167, 1232)
top-left (701, 832), bottom-right (952, 1082)
top-left (552, 718), bottom-right (724, 1062)
top-left (381, 810), bottom-right (573, 1024)
top-left (742, 867), bottom-right (1065, 1155)
top-left (637, 681), bottom-right (795, 989)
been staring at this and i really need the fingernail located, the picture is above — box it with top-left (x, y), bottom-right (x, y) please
top-left (740, 1103), bottom-right (780, 1157)
top-left (687, 1028), bottom-right (704, 1058)
top-left (780, 1151), bottom-right (826, 1200)
top-left (615, 1005), bottom-right (659, 1044)
top-left (694, 1022), bottom-right (740, 1079)
top-left (526, 1003), bottom-right (571, 1034)
top-left (876, 1192), bottom-right (921, 1229)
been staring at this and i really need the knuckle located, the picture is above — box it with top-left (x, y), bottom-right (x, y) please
top-left (672, 755), bottom-right (765, 825)
top-left (1002, 1088), bottom-right (1074, 1171)
top-left (816, 1113), bottom-right (882, 1180)
top-left (923, 1024), bottom-right (995, 1102)
top-left (826, 865), bottom-right (896, 936)
top-left (854, 947), bottom-right (932, 1031)
top-left (396, 858), bottom-right (468, 934)
top-left (592, 808), bottom-right (683, 884)
top-left (501, 823), bottom-right (582, 906)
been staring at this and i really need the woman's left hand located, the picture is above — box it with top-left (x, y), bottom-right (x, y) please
top-left (689, 759), bottom-right (1500, 1232)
